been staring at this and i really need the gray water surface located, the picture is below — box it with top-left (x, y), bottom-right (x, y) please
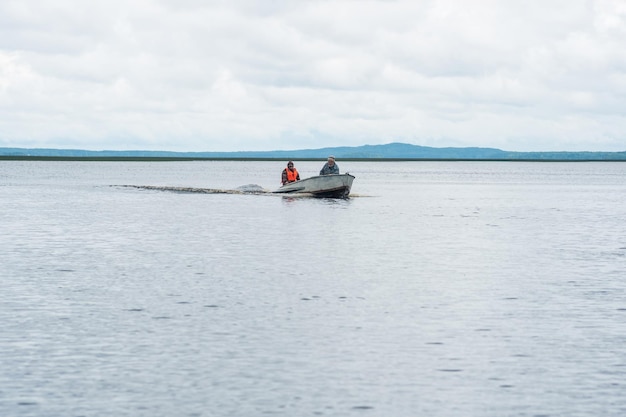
top-left (1, 160), bottom-right (625, 417)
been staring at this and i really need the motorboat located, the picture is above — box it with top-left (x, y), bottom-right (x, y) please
top-left (273, 173), bottom-right (355, 198)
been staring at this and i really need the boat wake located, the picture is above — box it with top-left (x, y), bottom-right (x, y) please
top-left (113, 184), bottom-right (366, 197)
top-left (114, 184), bottom-right (271, 195)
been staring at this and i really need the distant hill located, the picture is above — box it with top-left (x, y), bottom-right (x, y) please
top-left (1, 142), bottom-right (625, 160)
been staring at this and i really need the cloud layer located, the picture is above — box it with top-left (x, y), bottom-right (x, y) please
top-left (1, 0), bottom-right (625, 151)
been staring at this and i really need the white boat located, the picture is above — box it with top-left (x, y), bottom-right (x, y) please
top-left (273, 174), bottom-right (355, 198)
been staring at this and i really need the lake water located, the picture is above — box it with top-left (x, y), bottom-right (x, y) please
top-left (1, 160), bottom-right (625, 417)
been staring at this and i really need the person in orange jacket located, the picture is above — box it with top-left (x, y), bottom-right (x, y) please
top-left (281, 161), bottom-right (300, 185)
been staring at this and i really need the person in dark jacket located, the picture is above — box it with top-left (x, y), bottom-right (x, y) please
top-left (319, 156), bottom-right (339, 175)
top-left (281, 161), bottom-right (300, 184)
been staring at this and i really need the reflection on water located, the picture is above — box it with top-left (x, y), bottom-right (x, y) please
top-left (1, 161), bottom-right (626, 417)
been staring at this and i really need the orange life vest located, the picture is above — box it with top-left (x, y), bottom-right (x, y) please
top-left (285, 167), bottom-right (299, 182)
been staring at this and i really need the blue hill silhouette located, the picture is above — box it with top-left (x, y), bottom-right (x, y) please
top-left (1, 142), bottom-right (625, 160)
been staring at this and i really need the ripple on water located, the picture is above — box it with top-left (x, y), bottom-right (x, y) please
top-left (3, 160), bottom-right (625, 417)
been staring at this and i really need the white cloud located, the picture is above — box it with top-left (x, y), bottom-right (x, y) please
top-left (1, 0), bottom-right (625, 151)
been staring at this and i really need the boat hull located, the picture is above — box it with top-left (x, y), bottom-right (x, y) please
top-left (274, 174), bottom-right (355, 198)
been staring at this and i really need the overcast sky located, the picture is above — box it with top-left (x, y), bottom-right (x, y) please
top-left (1, 0), bottom-right (625, 152)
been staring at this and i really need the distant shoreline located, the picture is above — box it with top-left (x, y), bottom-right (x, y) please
top-left (2, 156), bottom-right (625, 162)
top-left (2, 143), bottom-right (625, 161)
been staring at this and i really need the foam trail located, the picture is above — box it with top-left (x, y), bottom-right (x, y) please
top-left (114, 184), bottom-right (366, 197)
top-left (114, 185), bottom-right (270, 195)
